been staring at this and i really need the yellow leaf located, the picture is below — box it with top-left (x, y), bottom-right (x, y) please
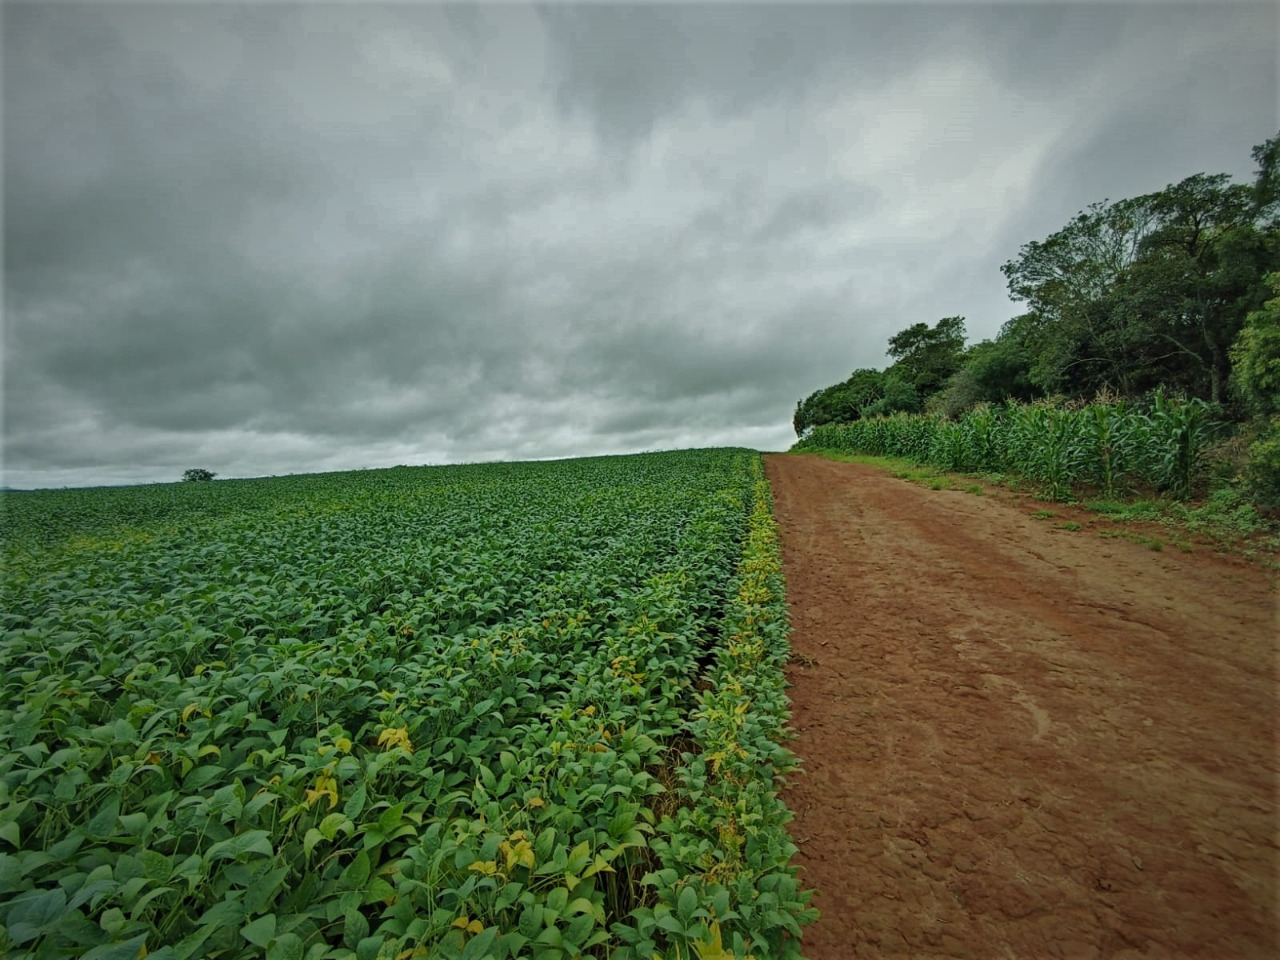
top-left (468, 860), bottom-right (498, 876)
top-left (692, 923), bottom-right (740, 960)
top-left (582, 855), bottom-right (615, 879)
top-left (528, 796), bottom-right (545, 809)
top-left (181, 703), bottom-right (200, 723)
top-left (451, 917), bottom-right (471, 930)
top-left (305, 772), bottom-right (338, 809)
top-left (466, 920), bottom-right (483, 935)
top-left (336, 737), bottom-right (352, 754)
top-left (501, 838), bottom-right (535, 872)
top-left (377, 726), bottom-right (413, 753)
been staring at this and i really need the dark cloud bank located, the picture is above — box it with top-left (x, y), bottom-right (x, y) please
top-left (3, 2), bottom-right (1275, 488)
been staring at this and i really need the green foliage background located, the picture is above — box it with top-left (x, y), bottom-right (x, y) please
top-left (794, 132), bottom-right (1280, 503)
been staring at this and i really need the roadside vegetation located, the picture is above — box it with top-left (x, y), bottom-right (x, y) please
top-left (793, 133), bottom-right (1280, 513)
top-left (800, 447), bottom-right (1277, 563)
top-left (0, 450), bottom-right (814, 960)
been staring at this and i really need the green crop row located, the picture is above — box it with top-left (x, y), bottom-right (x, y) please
top-left (623, 459), bottom-right (816, 960)
top-left (795, 393), bottom-right (1220, 501)
top-left (0, 450), bottom-right (815, 960)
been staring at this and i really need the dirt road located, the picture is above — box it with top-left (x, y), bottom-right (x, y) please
top-left (766, 454), bottom-right (1278, 960)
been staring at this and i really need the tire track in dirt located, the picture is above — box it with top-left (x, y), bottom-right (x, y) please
top-left (767, 454), bottom-right (1278, 960)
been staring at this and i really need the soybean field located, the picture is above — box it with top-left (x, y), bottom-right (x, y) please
top-left (0, 449), bottom-right (813, 960)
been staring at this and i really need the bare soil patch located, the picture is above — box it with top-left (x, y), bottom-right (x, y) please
top-left (767, 453), bottom-right (1278, 959)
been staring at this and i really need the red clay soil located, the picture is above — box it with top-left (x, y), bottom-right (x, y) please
top-left (766, 453), bottom-right (1278, 960)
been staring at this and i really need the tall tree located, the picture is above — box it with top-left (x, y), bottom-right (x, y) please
top-left (793, 368), bottom-right (920, 436)
top-left (1118, 174), bottom-right (1270, 403)
top-left (1002, 155), bottom-right (1279, 403)
top-left (1252, 133), bottom-right (1279, 226)
top-left (885, 316), bottom-right (967, 398)
top-left (1231, 271), bottom-right (1280, 415)
top-left (1001, 197), bottom-right (1161, 396)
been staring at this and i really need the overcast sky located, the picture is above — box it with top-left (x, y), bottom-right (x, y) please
top-left (3, 1), bottom-right (1276, 489)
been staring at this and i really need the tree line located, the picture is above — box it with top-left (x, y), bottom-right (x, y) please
top-left (794, 132), bottom-right (1279, 432)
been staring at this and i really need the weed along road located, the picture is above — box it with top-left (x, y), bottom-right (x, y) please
top-left (766, 453), bottom-right (1278, 960)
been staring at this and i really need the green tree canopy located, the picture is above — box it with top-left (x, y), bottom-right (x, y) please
top-left (1231, 271), bottom-right (1280, 415)
top-left (885, 315), bottom-right (967, 398)
top-left (793, 368), bottom-right (920, 436)
top-left (1001, 156), bottom-right (1278, 403)
top-left (793, 132), bottom-right (1278, 436)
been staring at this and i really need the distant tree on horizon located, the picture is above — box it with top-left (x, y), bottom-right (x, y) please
top-left (182, 468), bottom-right (217, 482)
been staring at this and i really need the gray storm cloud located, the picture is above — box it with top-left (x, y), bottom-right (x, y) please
top-left (3, 1), bottom-right (1275, 488)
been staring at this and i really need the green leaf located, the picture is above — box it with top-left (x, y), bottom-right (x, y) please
top-left (318, 812), bottom-right (349, 841)
top-left (118, 812), bottom-right (149, 837)
top-left (266, 932), bottom-right (304, 960)
top-left (198, 897), bottom-right (247, 929)
top-left (677, 884), bottom-right (698, 925)
top-left (340, 850), bottom-right (371, 891)
top-left (0, 821), bottom-right (19, 848)
top-left (241, 913), bottom-right (277, 947)
top-left (518, 903), bottom-right (542, 939)
top-left (139, 850), bottom-right (174, 882)
top-left (81, 934), bottom-right (149, 960)
top-left (68, 879), bottom-right (118, 912)
top-left (462, 926), bottom-right (499, 959)
top-left (545, 886), bottom-right (568, 914)
top-left (206, 830), bottom-right (273, 862)
top-left (0, 853), bottom-right (22, 893)
top-left (245, 867), bottom-right (289, 914)
top-left (534, 925), bottom-right (562, 947)
top-left (655, 913), bottom-right (686, 936)
top-left (58, 909), bottom-right (109, 947)
top-left (343, 784), bottom-right (367, 820)
top-left (495, 880), bottom-right (524, 912)
top-left (54, 772), bottom-right (80, 801)
top-left (8, 886), bottom-right (68, 943)
top-left (129, 886), bottom-right (174, 921)
top-left (366, 877), bottom-right (395, 904)
top-left (244, 791), bottom-right (279, 822)
top-left (569, 897), bottom-right (604, 923)
top-left (375, 803), bottom-right (405, 835)
top-left (87, 794), bottom-right (121, 837)
top-left (565, 912), bottom-right (594, 949)
top-left (183, 766), bottom-right (222, 790)
top-left (566, 840), bottom-right (591, 875)
top-left (98, 906), bottom-right (128, 937)
top-left (343, 907), bottom-right (370, 949)
top-left (710, 888), bottom-right (730, 919)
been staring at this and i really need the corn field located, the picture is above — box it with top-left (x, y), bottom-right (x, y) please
top-left (794, 394), bottom-right (1220, 501)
